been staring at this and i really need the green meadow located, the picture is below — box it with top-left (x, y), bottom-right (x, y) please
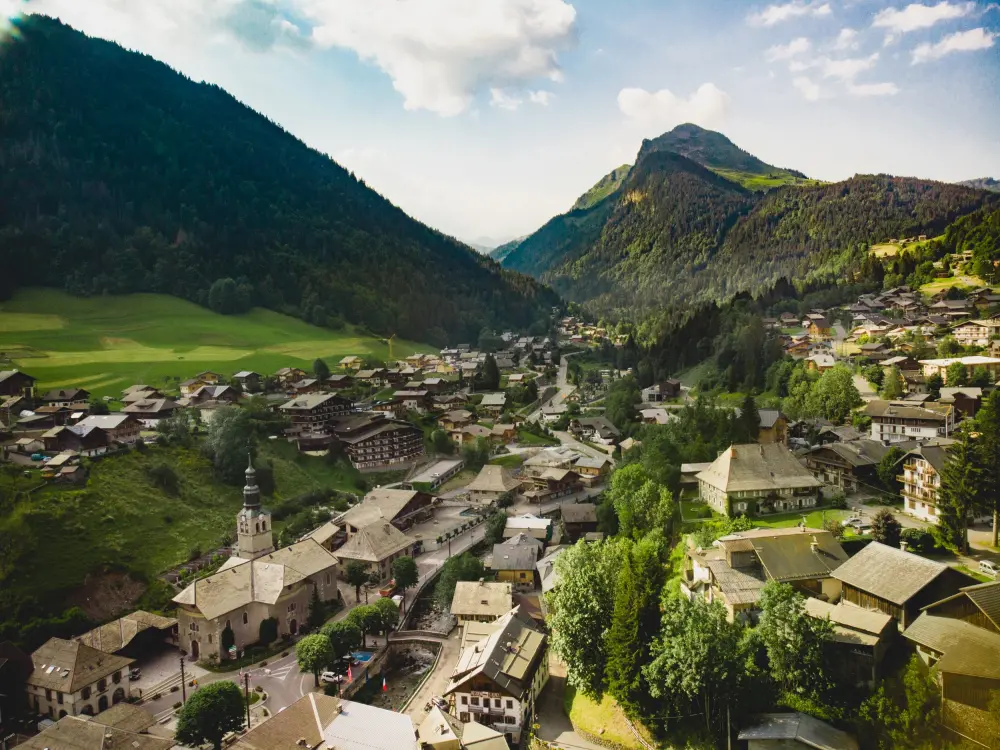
top-left (0, 289), bottom-right (435, 397)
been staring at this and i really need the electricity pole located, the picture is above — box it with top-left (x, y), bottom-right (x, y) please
top-left (244, 672), bottom-right (252, 729)
top-left (179, 656), bottom-right (187, 703)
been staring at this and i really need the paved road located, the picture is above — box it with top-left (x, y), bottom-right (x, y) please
top-left (534, 657), bottom-right (603, 750)
top-left (527, 354), bottom-right (578, 423)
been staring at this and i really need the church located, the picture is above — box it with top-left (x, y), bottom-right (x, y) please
top-left (173, 460), bottom-right (340, 661)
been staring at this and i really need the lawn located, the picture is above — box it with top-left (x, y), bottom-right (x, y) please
top-left (679, 500), bottom-right (717, 522)
top-left (516, 430), bottom-right (559, 447)
top-left (437, 468), bottom-right (478, 493)
top-left (564, 684), bottom-right (653, 750)
top-left (919, 276), bottom-right (996, 298)
top-left (0, 288), bottom-right (434, 397)
top-left (752, 508), bottom-right (852, 529)
top-left (955, 565), bottom-right (993, 584)
top-left (488, 454), bottom-right (524, 468)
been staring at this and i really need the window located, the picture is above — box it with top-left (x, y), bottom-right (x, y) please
top-left (288, 603), bottom-right (297, 612)
top-left (112, 671), bottom-right (121, 684)
top-left (471, 697), bottom-right (479, 706)
top-left (505, 716), bottom-right (516, 725)
top-left (460, 713), bottom-right (469, 723)
top-left (243, 612), bottom-right (249, 625)
top-left (494, 699), bottom-right (501, 708)
top-left (97, 679), bottom-right (106, 692)
top-left (208, 634), bottom-right (213, 644)
top-left (45, 689), bottom-right (52, 701)
top-left (461, 696), bottom-right (468, 705)
top-left (57, 692), bottom-right (63, 705)
top-left (82, 687), bottom-right (91, 700)
top-left (506, 700), bottom-right (513, 709)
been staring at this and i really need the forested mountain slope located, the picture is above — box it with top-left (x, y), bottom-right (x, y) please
top-left (0, 16), bottom-right (558, 344)
top-left (571, 164), bottom-right (632, 211)
top-left (959, 178), bottom-right (999, 192)
top-left (939, 204), bottom-right (1000, 283)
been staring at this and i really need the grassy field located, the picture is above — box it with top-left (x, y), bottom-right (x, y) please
top-left (488, 454), bottom-right (524, 468)
top-left (752, 508), bottom-right (852, 529)
top-left (919, 275), bottom-right (996, 298)
top-left (0, 288), bottom-right (434, 397)
top-left (712, 168), bottom-right (822, 192)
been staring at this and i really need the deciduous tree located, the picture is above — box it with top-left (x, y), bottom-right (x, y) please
top-left (346, 604), bottom-right (382, 649)
top-left (175, 681), bottom-right (245, 750)
top-left (871, 508), bottom-right (902, 548)
top-left (345, 561), bottom-right (369, 604)
top-left (320, 620), bottom-right (362, 661)
top-left (296, 633), bottom-right (334, 686)
top-left (203, 406), bottom-right (256, 484)
top-left (313, 358), bottom-right (330, 382)
top-left (881, 365), bottom-right (905, 400)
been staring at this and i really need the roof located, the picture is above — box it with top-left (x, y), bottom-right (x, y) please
top-left (939, 387), bottom-right (984, 401)
top-left (505, 515), bottom-right (551, 531)
top-left (29, 638), bottom-right (133, 693)
top-left (738, 713), bottom-right (859, 750)
top-left (804, 599), bottom-right (894, 647)
top-left (16, 715), bottom-right (173, 750)
top-left (451, 581), bottom-right (514, 618)
top-left (90, 703), bottom-right (158, 733)
top-left (491, 535), bottom-right (541, 571)
top-left (561, 503), bottom-right (597, 524)
top-left (535, 546), bottom-right (567, 594)
top-left (926, 581), bottom-right (1000, 630)
top-left (680, 462), bottom-right (713, 474)
top-left (301, 520), bottom-right (342, 546)
top-left (697, 443), bottom-right (822, 494)
top-left (280, 393), bottom-right (345, 411)
top-left (335, 522), bottom-right (414, 563)
top-left (339, 488), bottom-right (424, 529)
top-left (232, 692), bottom-right (417, 750)
top-left (75, 610), bottom-right (177, 654)
top-left (480, 392), bottom-right (507, 407)
top-left (466, 464), bottom-right (521, 493)
top-left (123, 398), bottom-right (178, 414)
top-left (758, 409), bottom-right (785, 429)
top-left (446, 607), bottom-right (547, 698)
top-left (75, 414), bottom-right (133, 430)
top-left (832, 541), bottom-right (948, 605)
top-left (804, 439), bottom-right (890, 468)
top-left (705, 559), bottom-right (766, 606)
top-left (901, 441), bottom-right (954, 473)
top-left (863, 399), bottom-right (952, 422)
top-left (751, 531), bottom-right (848, 583)
top-left (574, 455), bottom-right (610, 470)
top-left (903, 613), bottom-right (1000, 679)
top-left (419, 708), bottom-right (508, 750)
top-left (919, 356), bottom-right (1000, 367)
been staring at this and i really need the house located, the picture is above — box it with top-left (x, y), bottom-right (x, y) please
top-left (491, 534), bottom-right (542, 591)
top-left (573, 455), bottom-right (611, 481)
top-left (680, 462), bottom-right (713, 493)
top-left (898, 440), bottom-right (956, 524)
top-left (569, 416), bottom-right (620, 445)
top-left (17, 706), bottom-right (173, 750)
top-left (803, 353), bottom-right (835, 372)
top-left (804, 599), bottom-right (895, 686)
top-left (864, 400), bottom-right (954, 444)
top-left (903, 582), bottom-right (1000, 748)
top-left (858, 341), bottom-right (889, 357)
top-left (479, 392), bottom-right (507, 415)
top-left (920, 356), bottom-right (1000, 384)
top-left (181, 384), bottom-right (239, 407)
top-left (757, 409), bottom-right (788, 445)
top-left (779, 312), bottom-right (800, 326)
top-left (880, 355), bottom-right (922, 374)
top-left (560, 503), bottom-right (597, 541)
top-left (26, 638), bottom-right (133, 718)
top-left (522, 446), bottom-right (583, 476)
top-left (440, 409), bottom-right (475, 431)
top-left (938, 387), bottom-right (983, 418)
top-left (418, 706), bottom-right (509, 750)
top-left (539, 405), bottom-right (568, 424)
top-left (334, 414), bottom-right (425, 470)
top-left (800, 439), bottom-right (890, 492)
top-left (696, 443), bottom-right (823, 517)
top-left (806, 316), bottom-right (833, 338)
top-left (41, 425), bottom-right (109, 456)
top-left (231, 692), bottom-right (418, 750)
top-left (74, 414), bottom-right (140, 445)
top-left (503, 515), bottom-right (552, 543)
top-left (326, 373), bottom-right (355, 390)
top-left (300, 520), bottom-right (345, 553)
top-left (640, 407), bottom-right (670, 425)
top-left (0, 369), bottom-right (35, 398)
top-left (74, 611), bottom-right (178, 658)
top-left (232, 370), bottom-right (262, 392)
top-left (832, 542), bottom-right (976, 629)
top-left (289, 377), bottom-right (323, 394)
top-left (274, 367), bottom-right (307, 386)
top-left (41, 388), bottom-right (90, 409)
top-left (641, 379), bottom-right (681, 402)
top-left (122, 397), bottom-right (179, 423)
top-left (280, 393), bottom-right (353, 439)
top-left (491, 423), bottom-right (516, 442)
top-left (173, 466), bottom-right (340, 659)
top-left (372, 397), bottom-right (406, 420)
top-left (451, 581), bottom-right (514, 625)
top-left (179, 371), bottom-right (223, 396)
top-left (522, 468), bottom-right (583, 504)
top-left (407, 458), bottom-right (466, 491)
top-left (445, 607), bottom-right (549, 745)
top-left (464, 465), bottom-right (521, 505)
top-left (682, 528), bottom-right (847, 620)
top-left (337, 488), bottom-right (433, 536)
top-left (355, 369), bottom-right (388, 388)
top-left (334, 522), bottom-right (417, 581)
top-left (456, 424), bottom-right (493, 445)
top-left (395, 389), bottom-right (432, 413)
top-left (951, 318), bottom-right (1000, 346)
top-left (738, 713), bottom-right (858, 750)
top-left (339, 355), bottom-right (364, 371)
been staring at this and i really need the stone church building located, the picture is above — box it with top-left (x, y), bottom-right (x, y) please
top-left (173, 460), bottom-right (340, 661)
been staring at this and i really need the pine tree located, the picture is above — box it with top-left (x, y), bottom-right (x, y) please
top-left (880, 365), bottom-right (905, 400)
top-left (740, 394), bottom-right (760, 442)
top-left (604, 546), bottom-right (643, 712)
top-left (936, 431), bottom-right (984, 554)
top-left (975, 392), bottom-right (1000, 547)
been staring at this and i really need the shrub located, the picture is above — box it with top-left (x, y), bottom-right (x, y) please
top-left (173, 701), bottom-right (182, 710)
top-left (901, 527), bottom-right (936, 554)
top-left (281, 651), bottom-right (289, 657)
top-left (187, 546), bottom-right (202, 562)
top-left (828, 492), bottom-right (848, 509)
top-left (260, 660), bottom-right (268, 667)
top-left (152, 693), bottom-right (162, 700)
top-left (147, 463), bottom-right (180, 495)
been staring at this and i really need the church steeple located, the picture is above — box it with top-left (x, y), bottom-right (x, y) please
top-left (235, 453), bottom-right (273, 560)
top-left (243, 454), bottom-right (261, 511)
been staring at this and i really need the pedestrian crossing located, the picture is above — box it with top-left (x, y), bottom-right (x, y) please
top-left (245, 663), bottom-right (296, 681)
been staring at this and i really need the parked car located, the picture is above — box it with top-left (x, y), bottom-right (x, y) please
top-left (431, 696), bottom-right (448, 710)
top-left (979, 560), bottom-right (999, 579)
top-left (843, 516), bottom-right (863, 527)
top-left (379, 580), bottom-right (397, 598)
top-left (129, 668), bottom-right (142, 681)
top-left (320, 671), bottom-right (343, 684)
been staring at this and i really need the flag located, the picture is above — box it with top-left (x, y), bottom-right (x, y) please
top-left (347, 665), bottom-right (353, 682)
top-left (382, 676), bottom-right (387, 692)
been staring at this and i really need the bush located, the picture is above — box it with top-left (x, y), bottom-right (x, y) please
top-left (901, 527), bottom-right (936, 554)
top-left (828, 492), bottom-right (848, 509)
top-left (147, 463), bottom-right (180, 495)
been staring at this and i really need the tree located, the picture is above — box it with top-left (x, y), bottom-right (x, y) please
top-left (373, 596), bottom-right (400, 633)
top-left (88, 398), bottom-right (110, 415)
top-left (175, 681), bottom-right (245, 750)
top-left (203, 406), bottom-right (256, 484)
top-left (871, 508), bottom-right (903, 548)
top-left (936, 430), bottom-right (985, 554)
top-left (548, 540), bottom-right (621, 698)
top-left (976, 391), bottom-right (1000, 547)
top-left (970, 365), bottom-right (993, 388)
top-left (208, 277), bottom-right (241, 315)
top-left (753, 581), bottom-right (832, 699)
top-left (859, 655), bottom-right (942, 750)
top-left (862, 364), bottom-right (885, 390)
top-left (220, 624), bottom-right (235, 658)
top-left (296, 633), bottom-right (334, 686)
top-left (807, 365), bottom-right (862, 424)
top-left (927, 372), bottom-right (944, 400)
top-left (346, 604), bottom-right (382, 648)
top-left (607, 464), bottom-right (674, 539)
top-left (881, 365), bottom-right (906, 400)
top-left (258, 617), bottom-right (278, 646)
top-left (429, 429), bottom-right (455, 454)
top-left (484, 511), bottom-right (507, 545)
top-left (739, 394), bottom-right (760, 442)
top-left (604, 377), bottom-right (640, 431)
top-left (313, 358), bottom-right (330, 382)
top-left (877, 446), bottom-right (906, 493)
top-left (391, 556), bottom-right (419, 613)
top-left (345, 561), bottom-right (370, 604)
top-left (481, 354), bottom-right (500, 390)
top-left (306, 585), bottom-right (326, 631)
top-left (937, 336), bottom-right (962, 357)
top-left (461, 437), bottom-right (490, 469)
top-left (320, 620), bottom-right (362, 661)
top-left (946, 361), bottom-right (968, 387)
top-left (434, 553), bottom-right (485, 607)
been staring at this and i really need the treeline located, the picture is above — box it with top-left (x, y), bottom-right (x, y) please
top-left (0, 16), bottom-right (558, 345)
top-left (938, 204), bottom-right (1000, 284)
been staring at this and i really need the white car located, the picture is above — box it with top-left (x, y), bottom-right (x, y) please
top-left (979, 560), bottom-right (1000, 579)
top-left (843, 516), bottom-right (863, 527)
top-left (320, 671), bottom-right (342, 684)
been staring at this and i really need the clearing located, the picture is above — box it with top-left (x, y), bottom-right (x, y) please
top-left (0, 288), bottom-right (434, 397)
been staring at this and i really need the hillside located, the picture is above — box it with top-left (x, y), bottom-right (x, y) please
top-left (959, 177), bottom-right (1000, 192)
top-left (0, 16), bottom-right (558, 345)
top-left (504, 127), bottom-right (997, 318)
top-left (0, 288), bottom-right (434, 398)
top-left (571, 164), bottom-right (632, 210)
top-left (490, 237), bottom-right (526, 263)
top-left (939, 204), bottom-right (1000, 284)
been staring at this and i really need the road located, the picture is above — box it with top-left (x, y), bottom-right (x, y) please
top-left (527, 354), bottom-right (578, 423)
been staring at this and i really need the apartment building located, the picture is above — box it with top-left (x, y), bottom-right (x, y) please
top-left (863, 400), bottom-right (954, 444)
top-left (279, 393), bottom-right (352, 438)
top-left (333, 413), bottom-right (424, 470)
top-left (898, 441), bottom-right (954, 524)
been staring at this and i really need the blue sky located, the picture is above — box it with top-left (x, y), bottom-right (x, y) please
top-left (4, 0), bottom-right (999, 245)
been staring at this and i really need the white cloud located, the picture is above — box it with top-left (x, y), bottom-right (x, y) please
top-left (301, 0), bottom-right (577, 116)
top-left (912, 26), bottom-right (998, 62)
top-left (873, 1), bottom-right (974, 34)
top-left (490, 88), bottom-right (524, 110)
top-left (748, 1), bottom-right (831, 27)
top-left (792, 76), bottom-right (821, 100)
top-left (848, 81), bottom-right (900, 95)
top-left (528, 90), bottom-right (553, 105)
top-left (832, 28), bottom-right (859, 50)
top-left (617, 83), bottom-right (730, 131)
top-left (766, 37), bottom-right (812, 61)
top-left (788, 52), bottom-right (880, 80)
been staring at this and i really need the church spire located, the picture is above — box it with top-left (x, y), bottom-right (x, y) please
top-left (243, 453), bottom-right (260, 510)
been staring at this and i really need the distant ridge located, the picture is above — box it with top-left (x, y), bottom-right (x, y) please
top-left (959, 177), bottom-right (1000, 192)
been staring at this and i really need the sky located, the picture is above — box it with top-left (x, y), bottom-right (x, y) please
top-left (3, 0), bottom-right (999, 246)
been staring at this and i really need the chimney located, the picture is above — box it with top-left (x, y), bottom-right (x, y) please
top-left (900, 540), bottom-right (909, 552)
top-left (810, 535), bottom-right (819, 553)
top-left (296, 739), bottom-right (308, 747)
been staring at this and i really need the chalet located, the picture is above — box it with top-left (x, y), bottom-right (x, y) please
top-left (490, 534), bottom-right (543, 591)
top-left (696, 443), bottom-right (822, 517)
top-left (479, 392), bottom-right (507, 415)
top-left (682, 528), bottom-right (847, 620)
top-left (898, 440), bottom-right (955, 524)
top-left (804, 599), bottom-right (895, 686)
top-left (800, 439), bottom-right (890, 492)
top-left (179, 371), bottom-right (223, 396)
top-left (569, 416), bottom-right (620, 445)
top-left (880, 355), bottom-right (921, 374)
top-left (335, 522), bottom-right (418, 580)
top-left (300, 520), bottom-right (344, 553)
top-left (806, 315), bottom-right (832, 338)
top-left (573, 455), bottom-right (611, 481)
top-left (738, 713), bottom-right (858, 750)
top-left (832, 542), bottom-right (976, 628)
top-left (333, 413), bottom-right (424, 470)
top-left (864, 400), bottom-right (954, 444)
top-left (491, 423), bottom-right (516, 442)
top-left (181, 384), bottom-right (239, 407)
top-left (457, 424), bottom-right (493, 445)
top-left (951, 318), bottom-right (1000, 346)
top-left (560, 503), bottom-right (597, 541)
top-left (372, 398), bottom-right (406, 419)
top-left (422, 377), bottom-right (449, 393)
top-left (41, 389), bottom-right (90, 409)
top-left (920, 356), bottom-right (1000, 384)
top-left (289, 377), bottom-right (323, 394)
top-left (539, 405), bottom-right (568, 424)
top-left (757, 409), bottom-right (788, 445)
top-left (803, 353), bottom-right (835, 372)
top-left (417, 707), bottom-right (508, 750)
top-left (641, 379), bottom-right (681, 402)
top-left (465, 465), bottom-right (522, 505)
top-left (326, 373), bottom-right (355, 390)
top-left (929, 299), bottom-right (973, 320)
top-left (26, 638), bottom-right (133, 719)
top-left (41, 425), bottom-right (109, 456)
top-left (903, 582), bottom-right (1000, 748)
top-left (338, 355), bottom-right (363, 371)
top-left (280, 393), bottom-right (352, 439)
top-left (336, 488), bottom-right (432, 536)
top-left (450, 581), bottom-right (514, 625)
top-left (439, 409), bottom-right (475, 431)
top-left (503, 515), bottom-right (552, 543)
top-left (0, 369), bottom-right (35, 398)
top-left (640, 407), bottom-right (670, 425)
top-left (232, 370), bottom-right (262, 392)
top-left (355, 368), bottom-right (388, 388)
top-left (938, 387), bottom-right (983, 418)
top-left (26, 405), bottom-right (75, 428)
top-left (394, 389), bottom-right (432, 413)
top-left (779, 312), bottom-right (800, 326)
top-left (522, 468), bottom-right (583, 504)
top-left (74, 414), bottom-right (140, 445)
top-left (274, 367), bottom-right (307, 386)
top-left (445, 607), bottom-right (549, 744)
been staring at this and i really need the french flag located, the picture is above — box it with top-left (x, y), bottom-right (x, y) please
top-left (382, 676), bottom-right (387, 692)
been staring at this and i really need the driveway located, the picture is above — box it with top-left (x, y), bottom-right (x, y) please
top-left (534, 656), bottom-right (603, 750)
top-left (527, 355), bottom-right (579, 423)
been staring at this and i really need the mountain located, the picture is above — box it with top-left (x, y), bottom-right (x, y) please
top-left (0, 16), bottom-right (558, 345)
top-left (490, 237), bottom-right (526, 263)
top-left (571, 165), bottom-right (632, 211)
top-left (503, 124), bottom-right (997, 319)
top-left (959, 178), bottom-right (1000, 192)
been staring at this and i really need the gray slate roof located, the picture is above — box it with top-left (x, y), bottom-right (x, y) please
top-left (738, 713), bottom-right (858, 750)
top-left (832, 542), bottom-right (947, 605)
